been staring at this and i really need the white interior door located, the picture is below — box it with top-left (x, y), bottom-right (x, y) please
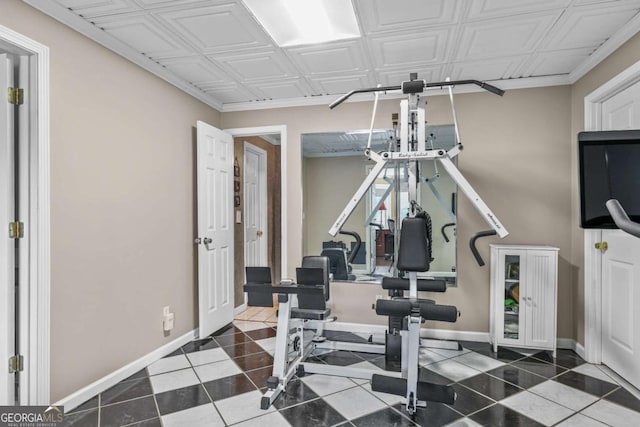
top-left (600, 79), bottom-right (640, 388)
top-left (196, 121), bottom-right (234, 338)
top-left (0, 53), bottom-right (16, 405)
top-left (243, 142), bottom-right (267, 268)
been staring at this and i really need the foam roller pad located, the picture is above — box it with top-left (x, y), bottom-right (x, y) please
top-left (375, 299), bottom-right (412, 317)
top-left (381, 277), bottom-right (447, 292)
top-left (419, 302), bottom-right (458, 322)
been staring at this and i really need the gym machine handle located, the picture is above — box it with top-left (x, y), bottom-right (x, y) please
top-left (441, 223), bottom-right (456, 243)
top-left (469, 230), bottom-right (497, 267)
top-left (329, 79), bottom-right (505, 109)
top-left (339, 230), bottom-right (362, 264)
top-left (606, 199), bottom-right (640, 238)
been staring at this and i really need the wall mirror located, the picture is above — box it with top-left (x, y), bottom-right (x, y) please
top-left (302, 125), bottom-right (457, 284)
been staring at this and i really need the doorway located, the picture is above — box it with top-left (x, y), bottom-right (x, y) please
top-left (224, 126), bottom-right (286, 316)
top-left (584, 59), bottom-right (640, 389)
top-left (0, 24), bottom-right (50, 405)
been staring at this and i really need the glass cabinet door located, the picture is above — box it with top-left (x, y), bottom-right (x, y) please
top-left (503, 254), bottom-right (522, 341)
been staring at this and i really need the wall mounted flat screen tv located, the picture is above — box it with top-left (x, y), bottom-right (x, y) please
top-left (579, 130), bottom-right (640, 229)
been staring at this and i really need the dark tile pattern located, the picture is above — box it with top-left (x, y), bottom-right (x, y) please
top-left (604, 387), bottom-right (640, 412)
top-left (203, 373), bottom-right (257, 401)
top-left (447, 383), bottom-right (495, 415)
top-left (101, 378), bottom-right (153, 406)
top-left (486, 365), bottom-right (547, 389)
top-left (181, 338), bottom-right (220, 354)
top-left (460, 373), bottom-right (522, 401)
top-left (393, 402), bottom-right (462, 427)
top-left (279, 398), bottom-right (346, 427)
top-left (100, 396), bottom-right (158, 427)
top-left (470, 404), bottom-right (545, 427)
top-left (352, 407), bottom-right (416, 426)
top-left (233, 351), bottom-right (274, 371)
top-left (155, 384), bottom-right (211, 415)
top-left (62, 408), bottom-right (99, 427)
top-left (273, 378), bottom-right (319, 409)
top-left (512, 357), bottom-right (568, 378)
top-left (553, 370), bottom-right (618, 397)
top-left (65, 321), bottom-right (640, 427)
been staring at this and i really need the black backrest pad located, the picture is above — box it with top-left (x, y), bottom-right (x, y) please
top-left (397, 217), bottom-right (431, 272)
top-left (297, 256), bottom-right (330, 310)
top-left (301, 256), bottom-right (331, 300)
top-left (245, 266), bottom-right (274, 308)
top-left (246, 266), bottom-right (271, 284)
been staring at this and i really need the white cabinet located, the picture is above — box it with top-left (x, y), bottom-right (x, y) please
top-left (490, 245), bottom-right (559, 356)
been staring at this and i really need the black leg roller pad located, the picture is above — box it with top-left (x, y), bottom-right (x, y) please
top-left (371, 374), bottom-right (456, 405)
top-left (375, 299), bottom-right (458, 323)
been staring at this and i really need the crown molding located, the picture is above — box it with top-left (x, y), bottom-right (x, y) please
top-left (569, 11), bottom-right (640, 84)
top-left (23, 0), bottom-right (224, 111)
top-left (220, 74), bottom-right (571, 112)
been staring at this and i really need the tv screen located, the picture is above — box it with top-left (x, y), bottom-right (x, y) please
top-left (579, 130), bottom-right (640, 229)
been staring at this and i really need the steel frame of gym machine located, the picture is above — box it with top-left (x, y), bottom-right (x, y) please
top-left (252, 75), bottom-right (510, 415)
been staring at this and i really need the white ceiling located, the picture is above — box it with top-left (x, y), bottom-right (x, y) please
top-left (26, 0), bottom-right (640, 112)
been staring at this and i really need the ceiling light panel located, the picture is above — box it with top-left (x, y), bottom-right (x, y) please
top-left (243, 0), bottom-right (361, 47)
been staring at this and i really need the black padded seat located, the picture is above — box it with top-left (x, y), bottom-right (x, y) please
top-left (291, 256), bottom-right (332, 320)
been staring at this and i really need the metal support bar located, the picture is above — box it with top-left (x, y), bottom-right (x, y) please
top-left (437, 157), bottom-right (509, 238)
top-left (329, 154), bottom-right (388, 236)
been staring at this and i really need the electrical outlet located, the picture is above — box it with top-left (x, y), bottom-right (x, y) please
top-left (163, 306), bottom-right (170, 316)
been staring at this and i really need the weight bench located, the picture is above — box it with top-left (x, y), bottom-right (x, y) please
top-left (372, 216), bottom-right (459, 414)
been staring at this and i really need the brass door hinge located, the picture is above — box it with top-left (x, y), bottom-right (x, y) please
top-left (9, 355), bottom-right (23, 373)
top-left (9, 221), bottom-right (24, 239)
top-left (8, 87), bottom-right (24, 105)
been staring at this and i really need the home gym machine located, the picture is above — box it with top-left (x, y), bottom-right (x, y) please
top-left (326, 74), bottom-right (510, 414)
top-left (243, 74), bottom-right (509, 416)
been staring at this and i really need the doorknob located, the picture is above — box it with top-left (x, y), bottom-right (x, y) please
top-left (257, 230), bottom-right (263, 237)
top-left (203, 237), bottom-right (213, 244)
top-left (595, 241), bottom-right (608, 252)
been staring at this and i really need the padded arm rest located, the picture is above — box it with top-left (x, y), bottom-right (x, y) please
top-left (381, 277), bottom-right (447, 292)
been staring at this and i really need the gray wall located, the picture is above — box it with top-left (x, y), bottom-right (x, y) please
top-left (1, 0), bottom-right (221, 401)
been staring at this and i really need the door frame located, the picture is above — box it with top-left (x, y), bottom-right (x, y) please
top-left (224, 125), bottom-right (287, 281)
top-left (243, 141), bottom-right (268, 268)
top-left (0, 25), bottom-right (50, 404)
top-left (583, 58), bottom-right (640, 364)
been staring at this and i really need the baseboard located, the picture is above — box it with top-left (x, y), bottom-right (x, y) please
top-left (575, 342), bottom-right (586, 359)
top-left (55, 329), bottom-right (197, 412)
top-left (325, 323), bottom-right (582, 351)
top-left (324, 322), bottom-right (489, 343)
top-left (234, 303), bottom-right (247, 316)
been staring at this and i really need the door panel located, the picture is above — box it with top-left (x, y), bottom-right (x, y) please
top-left (602, 229), bottom-right (640, 388)
top-left (0, 53), bottom-right (15, 405)
top-left (525, 251), bottom-right (556, 349)
top-left (244, 143), bottom-right (267, 268)
top-left (600, 79), bottom-right (640, 388)
top-left (196, 121), bottom-right (234, 338)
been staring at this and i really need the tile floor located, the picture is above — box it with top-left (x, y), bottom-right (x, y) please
top-left (64, 320), bottom-right (640, 427)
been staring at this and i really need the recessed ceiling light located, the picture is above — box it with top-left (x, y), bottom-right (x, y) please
top-left (243, 0), bottom-right (361, 47)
